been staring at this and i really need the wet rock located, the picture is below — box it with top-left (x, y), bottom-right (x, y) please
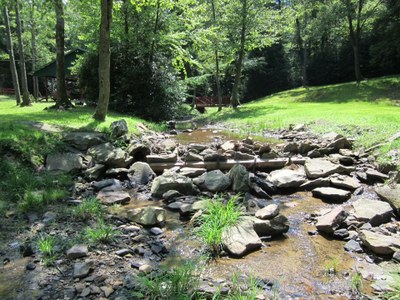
top-left (88, 143), bottom-right (133, 168)
top-left (229, 164), bottom-right (250, 193)
top-left (393, 251), bottom-right (400, 263)
top-left (375, 184), bottom-right (400, 214)
top-left (115, 249), bottom-right (132, 256)
top-left (222, 220), bottom-right (262, 257)
top-left (253, 215), bottom-right (289, 236)
top-left (67, 244), bottom-right (88, 259)
top-left (299, 178), bottom-right (331, 190)
top-left (151, 173), bottom-right (199, 197)
top-left (255, 204), bottom-right (279, 220)
top-left (352, 199), bottom-right (393, 226)
top-left (126, 206), bottom-right (166, 227)
top-left (146, 153), bottom-right (177, 163)
top-left (96, 190), bottom-right (131, 205)
top-left (46, 152), bottom-right (83, 172)
top-left (162, 190), bottom-right (183, 200)
top-left (359, 230), bottom-right (400, 255)
top-left (252, 175), bottom-right (276, 194)
top-left (268, 168), bottom-right (307, 188)
top-left (344, 240), bottom-right (363, 253)
top-left (110, 119), bottom-right (128, 137)
top-left (84, 164), bottom-right (106, 180)
top-left (330, 175), bottom-right (361, 191)
top-left (184, 152), bottom-right (204, 162)
top-left (150, 227), bottom-right (163, 236)
top-left (316, 206), bottom-right (347, 234)
top-left (26, 262), bottom-right (36, 270)
top-left (366, 168), bottom-right (389, 182)
top-left (305, 158), bottom-right (350, 179)
top-left (312, 187), bottom-right (351, 202)
top-left (64, 132), bottom-right (106, 151)
top-left (128, 162), bottom-right (155, 185)
top-left (179, 167), bottom-right (206, 178)
top-left (333, 228), bottom-right (349, 239)
top-left (73, 261), bottom-right (92, 279)
top-left (179, 200), bottom-right (208, 215)
top-left (193, 170), bottom-right (231, 192)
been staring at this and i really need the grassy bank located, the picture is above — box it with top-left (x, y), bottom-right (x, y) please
top-left (200, 76), bottom-right (400, 151)
top-left (0, 95), bottom-right (162, 134)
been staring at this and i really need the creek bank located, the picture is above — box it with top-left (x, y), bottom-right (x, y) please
top-left (1, 120), bottom-right (399, 299)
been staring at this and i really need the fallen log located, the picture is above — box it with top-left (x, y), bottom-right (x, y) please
top-left (148, 157), bottom-right (306, 173)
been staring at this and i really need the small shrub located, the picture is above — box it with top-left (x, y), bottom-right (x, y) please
top-left (324, 257), bottom-right (339, 276)
top-left (19, 190), bottom-right (44, 213)
top-left (37, 235), bottom-right (58, 266)
top-left (350, 271), bottom-right (363, 294)
top-left (83, 219), bottom-right (119, 244)
top-left (73, 197), bottom-right (105, 220)
top-left (133, 262), bottom-right (199, 300)
top-left (227, 274), bottom-right (261, 300)
top-left (196, 194), bottom-right (242, 257)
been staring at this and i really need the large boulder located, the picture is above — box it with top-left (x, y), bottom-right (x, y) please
top-left (305, 158), bottom-right (349, 179)
top-left (193, 170), bottom-right (231, 192)
top-left (46, 152), bottom-right (83, 172)
top-left (312, 187), bottom-right (351, 202)
top-left (128, 162), bottom-right (155, 185)
top-left (352, 199), bottom-right (393, 226)
top-left (253, 215), bottom-right (289, 236)
top-left (222, 220), bottom-right (262, 257)
top-left (126, 206), bottom-right (166, 227)
top-left (255, 204), bottom-right (279, 220)
top-left (228, 164), bottom-right (250, 193)
top-left (110, 119), bottom-right (129, 137)
top-left (151, 173), bottom-right (199, 198)
top-left (268, 168), bottom-right (307, 188)
top-left (316, 206), bottom-right (347, 233)
top-left (88, 143), bottom-right (133, 168)
top-left (359, 230), bottom-right (400, 255)
top-left (126, 143), bottom-right (150, 160)
top-left (375, 184), bottom-right (400, 214)
top-left (63, 132), bottom-right (106, 151)
top-left (96, 190), bottom-right (131, 205)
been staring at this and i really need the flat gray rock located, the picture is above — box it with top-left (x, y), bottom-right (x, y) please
top-left (67, 244), bottom-right (88, 259)
top-left (359, 230), bottom-right (400, 255)
top-left (375, 184), bottom-right (400, 214)
top-left (151, 173), bottom-right (199, 197)
top-left (179, 167), bottom-right (206, 178)
top-left (73, 261), bottom-right (92, 279)
top-left (253, 215), bottom-right (289, 236)
top-left (147, 153), bottom-right (177, 163)
top-left (352, 198), bottom-right (393, 226)
top-left (222, 220), bottom-right (262, 257)
top-left (127, 206), bottom-right (166, 227)
top-left (316, 206), bottom-right (347, 233)
top-left (46, 152), bottom-right (83, 172)
top-left (255, 204), bottom-right (279, 220)
top-left (330, 175), bottom-right (361, 191)
top-left (184, 152), bottom-right (204, 162)
top-left (268, 168), bottom-right (307, 188)
top-left (193, 170), bottom-right (231, 192)
top-left (64, 132), bottom-right (105, 151)
top-left (96, 190), bottom-right (130, 205)
top-left (88, 143), bottom-right (133, 168)
top-left (305, 158), bottom-right (349, 179)
top-left (312, 187), bottom-right (351, 202)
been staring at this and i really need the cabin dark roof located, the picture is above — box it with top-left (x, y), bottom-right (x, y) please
top-left (33, 49), bottom-right (84, 78)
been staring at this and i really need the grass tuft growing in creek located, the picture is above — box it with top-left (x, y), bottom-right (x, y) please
top-left (37, 235), bottom-right (58, 267)
top-left (196, 194), bottom-right (242, 258)
top-left (133, 262), bottom-right (199, 300)
top-left (350, 271), bottom-right (364, 295)
top-left (73, 197), bottom-right (105, 220)
top-left (83, 218), bottom-right (120, 244)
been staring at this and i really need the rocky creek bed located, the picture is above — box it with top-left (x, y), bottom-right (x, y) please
top-left (0, 120), bottom-right (399, 299)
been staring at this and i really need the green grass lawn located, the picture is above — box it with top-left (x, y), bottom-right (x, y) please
top-left (0, 95), bottom-right (160, 134)
top-left (200, 76), bottom-right (400, 150)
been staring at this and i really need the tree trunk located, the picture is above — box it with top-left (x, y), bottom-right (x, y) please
top-left (352, 43), bottom-right (362, 84)
top-left (30, 0), bottom-right (39, 100)
top-left (211, 0), bottom-right (222, 111)
top-left (149, 0), bottom-right (160, 63)
top-left (15, 0), bottom-right (31, 106)
top-left (3, 6), bottom-right (21, 105)
top-left (94, 0), bottom-right (113, 121)
top-left (54, 0), bottom-right (71, 107)
top-left (302, 42), bottom-right (308, 87)
top-left (231, 0), bottom-right (247, 109)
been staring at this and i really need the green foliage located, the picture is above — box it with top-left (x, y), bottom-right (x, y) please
top-left (350, 271), bottom-right (363, 294)
top-left (324, 257), bottom-right (339, 276)
top-left (73, 197), bottom-right (105, 220)
top-left (37, 235), bottom-right (58, 266)
top-left (225, 274), bottom-right (261, 300)
top-left (196, 194), bottom-right (242, 257)
top-left (83, 219), bottom-right (119, 244)
top-left (134, 262), bottom-right (199, 300)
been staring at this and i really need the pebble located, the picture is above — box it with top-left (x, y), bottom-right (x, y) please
top-left (100, 286), bottom-right (114, 298)
top-left (26, 262), bottom-right (36, 270)
top-left (139, 264), bottom-right (152, 274)
top-left (150, 227), bottom-right (163, 236)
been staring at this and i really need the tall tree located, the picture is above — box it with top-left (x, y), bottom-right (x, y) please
top-left (94, 0), bottom-right (113, 121)
top-left (15, 0), bottom-right (31, 106)
top-left (341, 0), bottom-right (383, 84)
top-left (54, 0), bottom-right (71, 107)
top-left (3, 6), bottom-right (21, 105)
top-left (29, 0), bottom-right (40, 100)
top-left (210, 0), bottom-right (223, 111)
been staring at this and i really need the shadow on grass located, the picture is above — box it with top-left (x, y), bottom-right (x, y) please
top-left (207, 105), bottom-right (286, 122)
